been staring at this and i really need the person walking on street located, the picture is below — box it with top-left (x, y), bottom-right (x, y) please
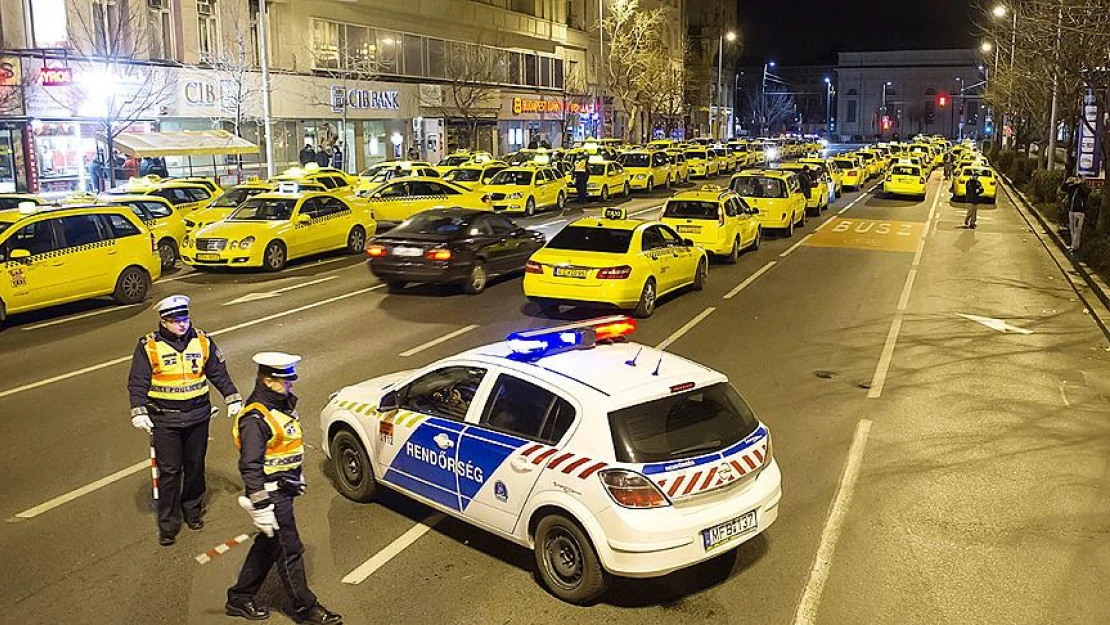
top-left (330, 144), bottom-right (344, 171)
top-left (226, 353), bottom-right (343, 624)
top-left (128, 296), bottom-right (242, 546)
top-left (943, 151), bottom-right (954, 180)
top-left (315, 145), bottom-right (330, 168)
top-left (964, 172), bottom-right (983, 229)
top-left (299, 143), bottom-right (316, 166)
top-left (1061, 176), bottom-right (1091, 251)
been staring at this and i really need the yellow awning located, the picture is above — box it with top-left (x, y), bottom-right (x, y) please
top-left (104, 130), bottom-right (259, 157)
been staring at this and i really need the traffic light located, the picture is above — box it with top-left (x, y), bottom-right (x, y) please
top-left (881, 116), bottom-right (892, 131)
top-left (937, 95), bottom-right (948, 108)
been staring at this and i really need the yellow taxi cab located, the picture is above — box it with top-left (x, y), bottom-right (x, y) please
top-left (647, 139), bottom-right (677, 151)
top-left (617, 150), bottom-right (673, 192)
top-left (357, 161), bottom-right (439, 194)
top-left (98, 194), bottom-right (186, 271)
top-left (442, 161), bottom-right (509, 190)
top-left (364, 176), bottom-right (493, 227)
top-left (184, 178), bottom-right (279, 233)
top-left (684, 146), bottom-right (717, 178)
top-left (582, 157), bottom-right (630, 201)
top-left (275, 164), bottom-right (358, 190)
top-left (479, 166), bottom-right (566, 216)
top-left (883, 163), bottom-right (928, 200)
top-left (710, 145), bottom-right (735, 175)
top-left (907, 145), bottom-right (934, 173)
top-left (523, 207), bottom-right (708, 318)
top-left (102, 175), bottom-right (217, 213)
top-left (182, 184), bottom-right (375, 271)
top-left (0, 194), bottom-right (47, 210)
top-left (661, 185), bottom-right (760, 263)
top-left (831, 155), bottom-right (866, 190)
top-left (855, 151), bottom-right (883, 179)
top-left (665, 149), bottom-right (690, 183)
top-left (729, 169), bottom-right (808, 237)
top-left (778, 162), bottom-right (831, 215)
top-left (0, 203), bottom-right (160, 323)
top-left (727, 141), bottom-right (753, 169)
top-left (800, 157), bottom-right (841, 198)
top-left (951, 165), bottom-right (997, 202)
top-left (433, 151), bottom-right (494, 176)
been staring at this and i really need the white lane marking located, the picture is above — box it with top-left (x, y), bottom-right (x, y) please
top-left (723, 261), bottom-right (777, 300)
top-left (780, 234), bottom-right (813, 258)
top-left (630, 204), bottom-right (663, 217)
top-left (12, 460), bottom-right (149, 520)
top-left (655, 307), bottom-right (716, 351)
top-left (815, 218), bottom-right (834, 232)
top-left (21, 304), bottom-right (143, 331)
top-left (399, 324), bottom-right (481, 357)
top-left (537, 218), bottom-right (567, 227)
top-left (222, 275), bottom-right (340, 306)
top-left (0, 284), bottom-right (386, 400)
top-left (957, 313), bottom-right (1033, 335)
top-left (792, 418), bottom-right (873, 625)
top-left (342, 513), bottom-right (446, 584)
top-left (837, 184), bottom-right (879, 215)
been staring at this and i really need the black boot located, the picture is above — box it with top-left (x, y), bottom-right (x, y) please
top-left (225, 598), bottom-right (270, 621)
top-left (158, 531), bottom-right (176, 546)
top-left (296, 603), bottom-right (342, 625)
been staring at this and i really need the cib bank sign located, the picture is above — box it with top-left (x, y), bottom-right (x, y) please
top-left (330, 86), bottom-right (401, 113)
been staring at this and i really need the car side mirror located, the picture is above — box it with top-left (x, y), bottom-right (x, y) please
top-left (683, 238), bottom-right (695, 247)
top-left (750, 208), bottom-right (760, 214)
top-left (9, 248), bottom-right (31, 260)
top-left (379, 390), bottom-right (398, 411)
top-left (296, 214), bottom-right (312, 225)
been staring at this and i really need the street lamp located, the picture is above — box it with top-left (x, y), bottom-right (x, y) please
top-left (823, 76), bottom-right (835, 139)
top-left (980, 41), bottom-right (993, 54)
top-left (713, 30), bottom-right (737, 140)
top-left (760, 61), bottom-right (775, 136)
top-left (992, 4), bottom-right (1007, 18)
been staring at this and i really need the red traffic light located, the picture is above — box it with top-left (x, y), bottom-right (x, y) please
top-left (881, 116), bottom-right (892, 131)
top-left (938, 95), bottom-right (948, 107)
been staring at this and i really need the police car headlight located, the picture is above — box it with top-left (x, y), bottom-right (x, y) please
top-left (599, 469), bottom-right (670, 508)
top-left (509, 192), bottom-right (524, 199)
top-left (240, 236), bottom-right (255, 249)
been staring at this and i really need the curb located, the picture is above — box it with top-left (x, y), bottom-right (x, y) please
top-left (998, 174), bottom-right (1110, 341)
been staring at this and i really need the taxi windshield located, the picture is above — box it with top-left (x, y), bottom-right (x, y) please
top-left (392, 212), bottom-right (468, 236)
top-left (441, 155), bottom-right (470, 167)
top-left (664, 200), bottom-right (719, 220)
top-left (892, 165), bottom-right (920, 176)
top-left (731, 176), bottom-right (786, 199)
top-left (445, 169), bottom-right (482, 182)
top-left (546, 226), bottom-right (632, 254)
top-left (489, 170), bottom-right (533, 186)
top-left (686, 151), bottom-right (708, 160)
top-left (212, 186), bottom-right (268, 207)
top-left (965, 168), bottom-right (992, 178)
top-left (608, 382), bottom-right (760, 463)
top-left (230, 198), bottom-right (297, 221)
top-left (617, 153), bottom-right (651, 168)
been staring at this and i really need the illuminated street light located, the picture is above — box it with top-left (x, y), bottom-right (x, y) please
top-left (992, 4), bottom-right (1007, 18)
top-left (981, 41), bottom-right (993, 53)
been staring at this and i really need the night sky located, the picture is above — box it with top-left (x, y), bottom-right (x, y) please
top-left (737, 0), bottom-right (978, 66)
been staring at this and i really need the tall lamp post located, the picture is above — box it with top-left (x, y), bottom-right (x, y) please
top-left (824, 76), bottom-right (835, 139)
top-left (760, 61), bottom-right (776, 136)
top-left (879, 81), bottom-right (892, 138)
top-left (596, 0), bottom-right (605, 138)
top-left (714, 31), bottom-right (737, 140)
top-left (991, 4), bottom-right (1017, 146)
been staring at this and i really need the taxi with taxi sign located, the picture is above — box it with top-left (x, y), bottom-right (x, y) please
top-left (831, 156), bottom-right (865, 190)
top-left (364, 177), bottom-right (493, 228)
top-left (883, 163), bottom-right (928, 199)
top-left (797, 157), bottom-right (840, 201)
top-left (523, 207), bottom-right (707, 318)
top-left (727, 140), bottom-right (753, 169)
top-left (102, 175), bottom-right (217, 213)
top-left (96, 194), bottom-right (186, 270)
top-left (854, 150), bottom-right (883, 179)
top-left (729, 169), bottom-right (808, 237)
top-left (320, 316), bottom-right (780, 604)
top-left (184, 177), bottom-right (280, 233)
top-left (357, 161), bottom-right (439, 195)
top-left (583, 156), bottom-right (631, 201)
top-left (662, 185), bottom-right (761, 264)
top-left (664, 149), bottom-right (690, 184)
top-left (777, 162), bottom-right (830, 215)
top-left (481, 166), bottom-right (567, 216)
top-left (683, 146), bottom-right (717, 179)
top-left (442, 161), bottom-right (509, 190)
top-left (181, 183), bottom-right (375, 271)
top-left (951, 165), bottom-right (997, 202)
top-left (709, 146), bottom-right (735, 175)
top-left (0, 202), bottom-right (160, 323)
top-left (434, 150), bottom-right (494, 176)
top-left (617, 150), bottom-right (673, 192)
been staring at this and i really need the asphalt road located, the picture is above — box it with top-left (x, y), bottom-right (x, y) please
top-left (2, 167), bottom-right (1109, 625)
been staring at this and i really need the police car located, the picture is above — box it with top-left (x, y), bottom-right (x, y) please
top-left (321, 317), bottom-right (781, 604)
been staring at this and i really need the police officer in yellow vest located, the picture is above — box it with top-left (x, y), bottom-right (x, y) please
top-left (226, 353), bottom-right (342, 624)
top-left (128, 295), bottom-right (242, 546)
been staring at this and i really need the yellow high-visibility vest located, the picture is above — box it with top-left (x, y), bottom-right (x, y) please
top-left (233, 403), bottom-right (304, 475)
top-left (143, 330), bottom-right (211, 401)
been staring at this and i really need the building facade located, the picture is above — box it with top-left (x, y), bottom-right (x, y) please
top-left (685, 0), bottom-right (736, 140)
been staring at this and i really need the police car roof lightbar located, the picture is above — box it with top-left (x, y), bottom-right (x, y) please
top-left (506, 316), bottom-right (637, 361)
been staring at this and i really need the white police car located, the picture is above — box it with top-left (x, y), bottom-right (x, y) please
top-left (321, 317), bottom-right (781, 604)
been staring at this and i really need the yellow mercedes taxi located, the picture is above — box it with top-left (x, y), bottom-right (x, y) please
top-left (184, 178), bottom-right (278, 233)
top-left (710, 146), bottom-right (735, 175)
top-left (778, 162), bottom-right (831, 215)
top-left (728, 141), bottom-right (753, 169)
top-left (665, 149), bottom-right (690, 183)
top-left (684, 146), bottom-right (717, 178)
top-left (729, 169), bottom-right (808, 237)
top-left (523, 207), bottom-right (708, 318)
top-left (102, 175), bottom-right (217, 213)
top-left (182, 184), bottom-right (375, 271)
top-left (433, 151), bottom-right (494, 176)
top-left (357, 161), bottom-right (439, 194)
top-left (479, 166), bottom-right (566, 216)
top-left (831, 155), bottom-right (866, 190)
top-left (951, 165), bottom-right (997, 202)
top-left (442, 161), bottom-right (509, 190)
top-left (0, 203), bottom-right (160, 323)
top-left (617, 150), bottom-right (673, 192)
top-left (0, 194), bottom-right (47, 210)
top-left (661, 185), bottom-right (760, 263)
top-left (882, 163), bottom-right (928, 200)
top-left (583, 157), bottom-right (630, 201)
top-left (98, 194), bottom-right (186, 271)
top-left (364, 176), bottom-right (493, 227)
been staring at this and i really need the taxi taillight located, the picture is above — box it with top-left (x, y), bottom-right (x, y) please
top-left (525, 260), bottom-right (544, 274)
top-left (718, 206), bottom-right (725, 226)
top-left (919, 177), bottom-right (926, 184)
top-left (596, 265), bottom-right (632, 279)
top-left (598, 469), bottom-right (670, 509)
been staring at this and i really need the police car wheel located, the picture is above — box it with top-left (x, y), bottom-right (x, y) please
top-left (535, 514), bottom-right (609, 605)
top-left (330, 429), bottom-right (377, 503)
top-left (157, 239), bottom-right (178, 271)
top-left (264, 241), bottom-right (287, 271)
top-left (112, 266), bottom-right (151, 305)
top-left (692, 258), bottom-right (707, 290)
top-left (346, 226), bottom-right (367, 254)
top-left (632, 278), bottom-right (656, 318)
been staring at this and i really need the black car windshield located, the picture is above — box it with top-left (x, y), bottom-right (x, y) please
top-left (618, 154), bottom-right (651, 168)
top-left (546, 226), bottom-right (632, 254)
top-left (834, 159), bottom-right (856, 169)
top-left (489, 170), bottom-right (533, 185)
top-left (446, 169), bottom-right (482, 182)
top-left (732, 176), bottom-right (786, 198)
top-left (230, 198), bottom-right (296, 221)
top-left (392, 212), bottom-right (469, 236)
top-left (212, 186), bottom-right (267, 208)
top-left (664, 201), bottom-right (719, 219)
top-left (608, 382), bottom-right (760, 463)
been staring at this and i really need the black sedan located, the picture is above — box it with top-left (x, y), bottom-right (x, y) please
top-left (366, 208), bottom-right (546, 294)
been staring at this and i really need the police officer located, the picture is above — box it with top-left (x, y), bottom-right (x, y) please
top-left (128, 295), bottom-right (242, 546)
top-left (226, 353), bottom-right (342, 624)
top-left (574, 157), bottom-right (589, 203)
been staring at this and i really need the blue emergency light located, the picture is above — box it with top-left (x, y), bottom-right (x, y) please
top-left (506, 316), bottom-right (637, 361)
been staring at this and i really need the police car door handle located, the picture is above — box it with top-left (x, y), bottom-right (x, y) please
top-left (511, 455), bottom-right (538, 472)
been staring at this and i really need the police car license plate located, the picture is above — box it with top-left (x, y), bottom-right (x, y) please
top-left (677, 225), bottom-right (701, 233)
top-left (197, 253), bottom-right (220, 261)
top-left (702, 509), bottom-right (757, 551)
top-left (554, 267), bottom-right (589, 279)
top-left (393, 246), bottom-right (423, 257)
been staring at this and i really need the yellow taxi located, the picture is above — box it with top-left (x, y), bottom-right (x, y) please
top-left (98, 194), bottom-right (186, 271)
top-left (275, 164), bottom-right (358, 190)
top-left (647, 139), bottom-right (677, 151)
top-left (442, 161), bottom-right (509, 190)
top-left (0, 194), bottom-right (47, 210)
top-left (479, 166), bottom-right (566, 216)
top-left (523, 207), bottom-right (708, 318)
top-left (0, 203), bottom-right (161, 323)
top-left (684, 146), bottom-right (717, 178)
top-left (582, 157), bottom-right (630, 201)
top-left (357, 161), bottom-right (439, 194)
top-left (617, 150), bottom-right (673, 192)
top-left (665, 149), bottom-right (690, 183)
top-left (433, 151), bottom-right (494, 176)
top-left (951, 165), bottom-right (997, 202)
top-left (727, 141), bottom-right (753, 169)
top-left (184, 178), bottom-right (279, 233)
top-left (102, 175), bottom-right (217, 213)
top-left (883, 163), bottom-right (928, 200)
top-left (365, 177), bottom-right (493, 227)
top-left (855, 151), bottom-right (883, 179)
top-left (710, 146), bottom-right (735, 175)
top-left (182, 185), bottom-right (375, 271)
top-left (800, 157), bottom-right (841, 198)
top-left (661, 185), bottom-right (760, 263)
top-left (778, 162), bottom-right (831, 215)
top-left (907, 145), bottom-right (934, 173)
top-left (729, 169), bottom-right (808, 237)
top-left (831, 155), bottom-right (866, 190)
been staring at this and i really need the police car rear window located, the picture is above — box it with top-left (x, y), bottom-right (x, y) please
top-left (608, 383), bottom-right (760, 463)
top-left (546, 226), bottom-right (632, 254)
top-left (664, 201), bottom-right (719, 220)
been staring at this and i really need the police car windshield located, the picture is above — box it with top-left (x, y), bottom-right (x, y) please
top-left (212, 186), bottom-right (267, 207)
top-left (392, 212), bottom-right (468, 236)
top-left (617, 153), bottom-right (650, 168)
top-left (608, 382), bottom-right (760, 463)
top-left (731, 176), bottom-right (786, 199)
top-left (230, 198), bottom-right (296, 221)
top-left (664, 200), bottom-right (719, 220)
top-left (490, 170), bottom-right (533, 186)
top-left (546, 226), bottom-right (632, 254)
top-left (445, 169), bottom-right (482, 182)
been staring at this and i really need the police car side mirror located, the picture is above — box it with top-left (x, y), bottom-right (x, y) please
top-left (379, 390), bottom-right (398, 411)
top-left (9, 249), bottom-right (31, 260)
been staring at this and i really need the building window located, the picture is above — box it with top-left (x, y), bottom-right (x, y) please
top-left (847, 100), bottom-right (858, 123)
top-left (507, 52), bottom-right (522, 85)
top-left (403, 34), bottom-right (424, 77)
top-left (311, 19), bottom-right (340, 69)
top-left (146, 0), bottom-right (174, 60)
top-left (90, 0), bottom-right (119, 53)
top-left (554, 58), bottom-right (564, 89)
top-left (197, 0), bottom-right (219, 63)
top-left (427, 38), bottom-right (445, 79)
top-left (524, 53), bottom-right (537, 86)
top-left (376, 31), bottom-right (402, 75)
top-left (539, 56), bottom-right (552, 88)
top-left (248, 0), bottom-right (260, 66)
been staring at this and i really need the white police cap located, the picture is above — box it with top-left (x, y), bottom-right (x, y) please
top-left (253, 352), bottom-right (301, 380)
top-left (157, 295), bottom-right (190, 319)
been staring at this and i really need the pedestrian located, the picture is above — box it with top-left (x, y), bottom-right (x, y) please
top-left (128, 295), bottom-right (242, 546)
top-left (964, 172), bottom-right (983, 229)
top-left (539, 138), bottom-right (551, 149)
top-left (299, 143), bottom-right (316, 166)
top-left (152, 157), bottom-right (169, 177)
top-left (574, 157), bottom-right (589, 203)
top-left (315, 145), bottom-right (330, 167)
top-left (407, 145), bottom-right (419, 161)
top-left (527, 136), bottom-right (539, 150)
top-left (330, 144), bottom-right (344, 171)
top-left (225, 353), bottom-right (343, 625)
top-left (87, 153), bottom-right (103, 192)
top-left (122, 154), bottom-right (139, 180)
top-left (1060, 176), bottom-right (1091, 251)
top-left (943, 151), bottom-right (954, 180)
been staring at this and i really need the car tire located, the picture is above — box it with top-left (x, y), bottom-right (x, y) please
top-left (692, 258), bottom-right (707, 291)
top-left (384, 280), bottom-right (406, 292)
top-left (263, 240), bottom-right (287, 272)
top-left (463, 261), bottom-right (487, 295)
top-left (600, 186), bottom-right (610, 202)
top-left (112, 266), bottom-right (151, 305)
top-left (800, 209), bottom-right (807, 227)
top-left (784, 217), bottom-right (795, 238)
top-left (157, 238), bottom-right (178, 271)
top-left (632, 278), bottom-right (656, 318)
top-left (537, 301), bottom-right (560, 317)
top-left (752, 227), bottom-right (762, 250)
top-left (525, 197), bottom-right (536, 217)
top-left (646, 179), bottom-right (654, 193)
top-left (534, 513), bottom-right (610, 605)
top-left (623, 183), bottom-right (631, 197)
top-left (0, 297), bottom-right (7, 325)
top-left (346, 226), bottom-right (366, 254)
top-left (330, 428), bottom-right (377, 503)
top-left (557, 193), bottom-right (566, 210)
top-left (725, 237), bottom-right (739, 264)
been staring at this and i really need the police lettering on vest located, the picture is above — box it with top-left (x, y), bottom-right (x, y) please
top-left (144, 330), bottom-right (211, 401)
top-left (233, 403), bottom-right (304, 475)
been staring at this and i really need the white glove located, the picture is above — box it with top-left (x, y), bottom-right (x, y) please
top-left (227, 401), bottom-right (243, 418)
top-left (131, 413), bottom-right (153, 434)
top-left (238, 496), bottom-right (279, 537)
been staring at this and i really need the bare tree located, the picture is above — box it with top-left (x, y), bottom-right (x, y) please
top-left (422, 41), bottom-right (503, 151)
top-left (603, 0), bottom-right (668, 142)
top-left (558, 61), bottom-right (589, 146)
top-left (747, 88), bottom-right (795, 135)
top-left (202, 0), bottom-right (262, 180)
top-left (643, 54), bottom-right (687, 137)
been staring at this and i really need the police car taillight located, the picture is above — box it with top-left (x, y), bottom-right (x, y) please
top-left (598, 469), bottom-right (670, 508)
top-left (506, 315), bottom-right (636, 360)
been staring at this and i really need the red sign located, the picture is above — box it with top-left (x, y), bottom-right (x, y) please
top-left (39, 67), bottom-right (73, 87)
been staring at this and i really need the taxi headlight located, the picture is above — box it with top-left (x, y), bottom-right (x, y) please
top-left (635, 174), bottom-right (646, 180)
top-left (509, 192), bottom-right (524, 199)
top-left (229, 240), bottom-right (239, 249)
top-left (182, 236), bottom-right (192, 248)
top-left (240, 236), bottom-right (255, 249)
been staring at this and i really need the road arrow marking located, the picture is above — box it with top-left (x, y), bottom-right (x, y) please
top-left (957, 313), bottom-right (1033, 335)
top-left (223, 275), bottom-right (340, 306)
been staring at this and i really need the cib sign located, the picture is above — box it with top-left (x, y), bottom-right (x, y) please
top-left (184, 80), bottom-right (218, 106)
top-left (330, 86), bottom-right (401, 112)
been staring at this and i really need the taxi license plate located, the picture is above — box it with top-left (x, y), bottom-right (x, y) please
top-left (701, 509), bottom-right (757, 551)
top-left (896, 177), bottom-right (916, 184)
top-left (393, 246), bottom-right (423, 257)
top-left (677, 225), bottom-right (702, 233)
top-left (554, 267), bottom-right (589, 279)
top-left (197, 253), bottom-right (221, 261)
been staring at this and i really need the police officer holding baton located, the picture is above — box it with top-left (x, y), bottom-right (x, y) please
top-left (128, 295), bottom-right (242, 546)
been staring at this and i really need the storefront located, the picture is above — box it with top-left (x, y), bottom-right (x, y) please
top-left (497, 93), bottom-right (595, 154)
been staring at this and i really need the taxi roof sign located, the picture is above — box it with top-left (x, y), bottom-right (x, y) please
top-left (587, 155), bottom-right (606, 163)
top-left (603, 207), bottom-right (627, 220)
top-left (277, 181), bottom-right (300, 194)
top-left (18, 201), bottom-right (39, 214)
top-left (699, 184), bottom-right (722, 192)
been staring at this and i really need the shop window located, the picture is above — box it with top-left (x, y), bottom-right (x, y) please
top-left (426, 39), bottom-right (445, 79)
top-left (197, 0), bottom-right (219, 63)
top-left (146, 0), bottom-right (175, 60)
top-left (524, 54), bottom-right (537, 86)
top-left (403, 34), bottom-right (424, 77)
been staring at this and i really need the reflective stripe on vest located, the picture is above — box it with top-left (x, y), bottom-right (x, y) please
top-left (144, 330), bottom-right (211, 401)
top-left (233, 403), bottom-right (304, 475)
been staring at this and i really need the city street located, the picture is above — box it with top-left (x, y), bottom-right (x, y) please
top-left (4, 168), bottom-right (1109, 625)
